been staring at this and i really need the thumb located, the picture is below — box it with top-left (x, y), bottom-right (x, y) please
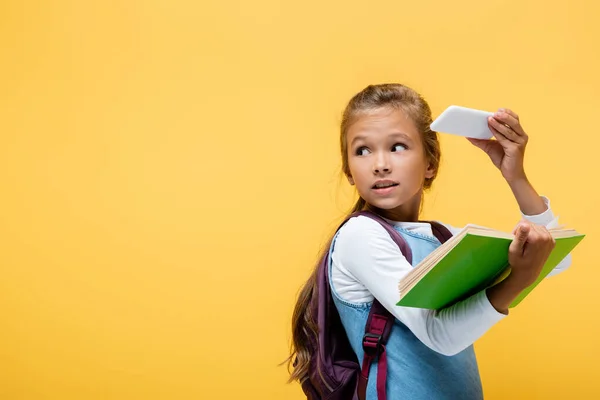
top-left (511, 223), bottom-right (531, 253)
top-left (467, 137), bottom-right (487, 149)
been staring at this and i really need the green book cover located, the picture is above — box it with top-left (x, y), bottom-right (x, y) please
top-left (396, 232), bottom-right (585, 310)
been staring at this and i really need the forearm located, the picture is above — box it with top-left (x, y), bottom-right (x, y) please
top-left (507, 177), bottom-right (547, 215)
top-left (419, 291), bottom-right (506, 356)
top-left (485, 272), bottom-right (529, 314)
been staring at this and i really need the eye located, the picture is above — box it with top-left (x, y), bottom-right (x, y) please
top-left (391, 143), bottom-right (408, 152)
top-left (355, 146), bottom-right (370, 156)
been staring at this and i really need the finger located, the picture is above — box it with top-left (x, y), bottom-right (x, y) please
top-left (520, 224), bottom-right (539, 257)
top-left (533, 223), bottom-right (551, 239)
top-left (512, 219), bottom-right (526, 234)
top-left (528, 223), bottom-right (543, 241)
top-left (493, 111), bottom-right (526, 137)
top-left (466, 137), bottom-right (490, 149)
top-left (512, 222), bottom-right (531, 252)
top-left (535, 224), bottom-right (556, 248)
top-left (488, 123), bottom-right (511, 145)
top-left (489, 116), bottom-right (522, 142)
top-left (527, 224), bottom-right (553, 250)
top-left (488, 117), bottom-right (524, 144)
top-left (499, 108), bottom-right (519, 122)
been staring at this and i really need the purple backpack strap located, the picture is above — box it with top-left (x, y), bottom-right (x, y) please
top-left (428, 221), bottom-right (453, 244)
top-left (351, 211), bottom-right (411, 400)
top-left (351, 212), bottom-right (453, 400)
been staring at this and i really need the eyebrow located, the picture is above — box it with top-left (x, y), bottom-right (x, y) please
top-left (350, 132), bottom-right (413, 146)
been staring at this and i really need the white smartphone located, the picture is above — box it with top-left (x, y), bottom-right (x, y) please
top-left (430, 105), bottom-right (494, 140)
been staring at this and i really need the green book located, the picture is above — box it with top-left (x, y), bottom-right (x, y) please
top-left (396, 225), bottom-right (585, 310)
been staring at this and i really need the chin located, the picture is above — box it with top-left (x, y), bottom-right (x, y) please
top-left (365, 198), bottom-right (405, 210)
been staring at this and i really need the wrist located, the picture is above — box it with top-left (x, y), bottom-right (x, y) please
top-left (503, 270), bottom-right (534, 291)
top-left (506, 176), bottom-right (548, 215)
top-left (506, 173), bottom-right (529, 187)
top-left (486, 271), bottom-right (528, 314)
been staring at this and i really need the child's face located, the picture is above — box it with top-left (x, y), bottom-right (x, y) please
top-left (346, 107), bottom-right (434, 221)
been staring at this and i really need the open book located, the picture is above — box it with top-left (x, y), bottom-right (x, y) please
top-left (396, 225), bottom-right (585, 310)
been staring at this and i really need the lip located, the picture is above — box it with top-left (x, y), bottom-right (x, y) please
top-left (371, 180), bottom-right (399, 196)
top-left (372, 186), bottom-right (397, 196)
top-left (372, 180), bottom-right (399, 189)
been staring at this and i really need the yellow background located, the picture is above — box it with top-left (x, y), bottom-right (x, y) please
top-left (1, 0), bottom-right (598, 399)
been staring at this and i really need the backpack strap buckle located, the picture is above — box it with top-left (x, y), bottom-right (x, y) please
top-left (362, 332), bottom-right (384, 356)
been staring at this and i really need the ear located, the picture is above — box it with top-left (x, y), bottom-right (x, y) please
top-left (424, 162), bottom-right (436, 179)
top-left (347, 174), bottom-right (355, 185)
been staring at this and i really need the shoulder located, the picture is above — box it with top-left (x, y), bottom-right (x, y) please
top-left (332, 216), bottom-right (413, 288)
top-left (337, 215), bottom-right (390, 241)
top-left (334, 215), bottom-right (400, 258)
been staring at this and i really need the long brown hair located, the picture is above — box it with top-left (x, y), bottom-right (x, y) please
top-left (286, 83), bottom-right (441, 383)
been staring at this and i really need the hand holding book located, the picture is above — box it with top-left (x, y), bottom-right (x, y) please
top-left (486, 221), bottom-right (556, 314)
top-left (396, 222), bottom-right (584, 311)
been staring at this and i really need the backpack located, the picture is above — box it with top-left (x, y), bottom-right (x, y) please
top-left (300, 210), bottom-right (453, 400)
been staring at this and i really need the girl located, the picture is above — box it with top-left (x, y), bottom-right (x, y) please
top-left (288, 84), bottom-right (569, 399)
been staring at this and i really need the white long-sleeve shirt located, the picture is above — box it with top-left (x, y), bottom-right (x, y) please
top-left (330, 196), bottom-right (571, 356)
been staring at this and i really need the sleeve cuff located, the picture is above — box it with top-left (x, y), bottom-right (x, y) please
top-left (475, 290), bottom-right (508, 320)
top-left (521, 196), bottom-right (559, 228)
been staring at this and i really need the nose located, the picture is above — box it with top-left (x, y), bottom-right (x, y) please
top-left (373, 152), bottom-right (391, 174)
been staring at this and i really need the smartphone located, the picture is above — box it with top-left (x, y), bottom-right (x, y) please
top-left (430, 105), bottom-right (494, 140)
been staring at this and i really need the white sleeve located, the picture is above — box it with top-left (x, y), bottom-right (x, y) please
top-left (332, 216), bottom-right (506, 357)
top-left (440, 196), bottom-right (572, 277)
top-left (519, 196), bottom-right (572, 276)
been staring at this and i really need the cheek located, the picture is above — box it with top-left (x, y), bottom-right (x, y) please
top-left (347, 157), bottom-right (360, 174)
top-left (396, 154), bottom-right (428, 176)
top-left (347, 160), bottom-right (370, 186)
